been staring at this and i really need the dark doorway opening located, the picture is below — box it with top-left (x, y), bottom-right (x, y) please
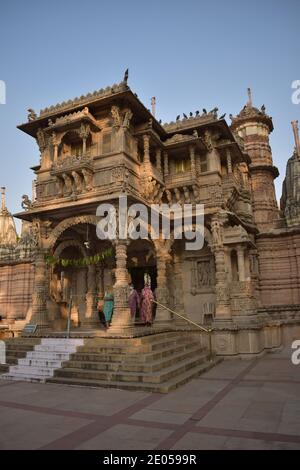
top-left (129, 266), bottom-right (157, 291)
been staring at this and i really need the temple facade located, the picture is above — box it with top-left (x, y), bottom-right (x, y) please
top-left (1, 76), bottom-right (300, 356)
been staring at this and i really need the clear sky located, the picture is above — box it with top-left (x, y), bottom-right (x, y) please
top-left (0, 0), bottom-right (299, 231)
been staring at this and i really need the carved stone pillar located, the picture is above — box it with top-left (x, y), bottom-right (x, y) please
top-left (83, 264), bottom-right (99, 327)
top-left (30, 249), bottom-right (49, 329)
top-left (211, 217), bottom-right (231, 322)
top-left (189, 145), bottom-right (196, 174)
top-left (154, 240), bottom-right (173, 326)
top-left (226, 149), bottom-right (232, 174)
top-left (143, 135), bottom-right (150, 165)
top-left (237, 246), bottom-right (245, 282)
top-left (173, 252), bottom-right (186, 323)
top-left (110, 240), bottom-right (132, 331)
top-left (98, 265), bottom-right (104, 299)
top-left (52, 132), bottom-right (58, 163)
top-left (213, 247), bottom-right (232, 321)
top-left (163, 152), bottom-right (169, 177)
top-left (156, 148), bottom-right (162, 173)
top-left (226, 247), bottom-right (232, 281)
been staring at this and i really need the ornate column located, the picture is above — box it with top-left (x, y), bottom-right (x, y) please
top-left (52, 132), bottom-right (58, 163)
top-left (189, 145), bottom-right (196, 174)
top-left (211, 217), bottom-right (231, 322)
top-left (237, 245), bottom-right (245, 282)
top-left (226, 149), bottom-right (232, 174)
top-left (31, 249), bottom-right (49, 329)
top-left (143, 135), bottom-right (150, 165)
top-left (83, 264), bottom-right (99, 327)
top-left (79, 123), bottom-right (90, 156)
top-left (172, 252), bottom-right (186, 324)
top-left (154, 239), bottom-right (173, 326)
top-left (110, 240), bottom-right (132, 331)
top-left (156, 148), bottom-right (162, 173)
top-left (163, 152), bottom-right (169, 177)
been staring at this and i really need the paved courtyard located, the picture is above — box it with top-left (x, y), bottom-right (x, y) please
top-left (0, 346), bottom-right (299, 450)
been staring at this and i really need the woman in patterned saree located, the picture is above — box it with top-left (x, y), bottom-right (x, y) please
top-left (140, 273), bottom-right (154, 326)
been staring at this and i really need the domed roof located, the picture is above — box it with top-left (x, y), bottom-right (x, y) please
top-left (0, 187), bottom-right (17, 246)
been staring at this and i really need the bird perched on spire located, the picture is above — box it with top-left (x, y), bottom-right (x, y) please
top-left (189, 112), bottom-right (193, 117)
top-left (183, 113), bottom-right (188, 119)
top-left (123, 68), bottom-right (129, 84)
top-left (202, 108), bottom-right (207, 114)
top-left (195, 110), bottom-right (200, 116)
top-left (176, 115), bottom-right (180, 121)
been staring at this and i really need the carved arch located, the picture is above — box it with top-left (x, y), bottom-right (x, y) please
top-left (47, 215), bottom-right (98, 249)
top-left (53, 239), bottom-right (87, 258)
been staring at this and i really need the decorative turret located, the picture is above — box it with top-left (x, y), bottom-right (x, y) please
top-left (0, 187), bottom-right (18, 246)
top-left (280, 121), bottom-right (300, 227)
top-left (230, 89), bottom-right (279, 230)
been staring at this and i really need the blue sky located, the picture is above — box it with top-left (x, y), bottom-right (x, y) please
top-left (0, 0), bottom-right (299, 231)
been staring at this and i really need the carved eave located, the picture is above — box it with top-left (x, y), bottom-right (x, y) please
top-left (250, 164), bottom-right (279, 178)
top-left (163, 134), bottom-right (207, 152)
top-left (17, 88), bottom-right (167, 139)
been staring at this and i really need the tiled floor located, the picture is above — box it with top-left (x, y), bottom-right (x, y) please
top-left (0, 346), bottom-right (300, 450)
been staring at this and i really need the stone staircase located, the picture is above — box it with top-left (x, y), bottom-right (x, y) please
top-left (0, 338), bottom-right (84, 382)
top-left (47, 331), bottom-right (220, 393)
top-left (0, 337), bottom-right (41, 374)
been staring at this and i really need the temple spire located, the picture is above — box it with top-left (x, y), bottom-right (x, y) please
top-left (291, 120), bottom-right (300, 157)
top-left (247, 87), bottom-right (253, 107)
top-left (1, 187), bottom-right (5, 212)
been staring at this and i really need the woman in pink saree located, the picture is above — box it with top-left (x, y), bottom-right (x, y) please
top-left (140, 274), bottom-right (154, 326)
top-left (128, 285), bottom-right (140, 320)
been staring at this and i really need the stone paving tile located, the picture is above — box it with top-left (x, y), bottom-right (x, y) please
top-left (0, 349), bottom-right (300, 450)
top-left (222, 436), bottom-right (273, 450)
top-left (199, 359), bottom-right (248, 380)
top-left (146, 380), bottom-right (229, 414)
top-left (171, 432), bottom-right (227, 450)
top-left (271, 441), bottom-right (300, 450)
top-left (75, 424), bottom-right (172, 450)
top-left (0, 381), bottom-right (149, 416)
top-left (130, 408), bottom-right (191, 425)
top-left (0, 405), bottom-right (90, 450)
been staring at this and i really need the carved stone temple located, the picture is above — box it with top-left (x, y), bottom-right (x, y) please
top-left (1, 78), bottom-right (300, 357)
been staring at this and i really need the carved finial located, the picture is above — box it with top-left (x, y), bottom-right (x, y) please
top-left (291, 120), bottom-right (300, 157)
top-left (247, 88), bottom-right (253, 107)
top-left (1, 187), bottom-right (5, 211)
top-left (151, 97), bottom-right (156, 117)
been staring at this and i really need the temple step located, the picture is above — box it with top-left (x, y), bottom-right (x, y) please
top-left (47, 360), bottom-right (221, 394)
top-left (0, 338), bottom-right (84, 382)
top-left (0, 338), bottom-right (41, 374)
top-left (47, 332), bottom-right (220, 393)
